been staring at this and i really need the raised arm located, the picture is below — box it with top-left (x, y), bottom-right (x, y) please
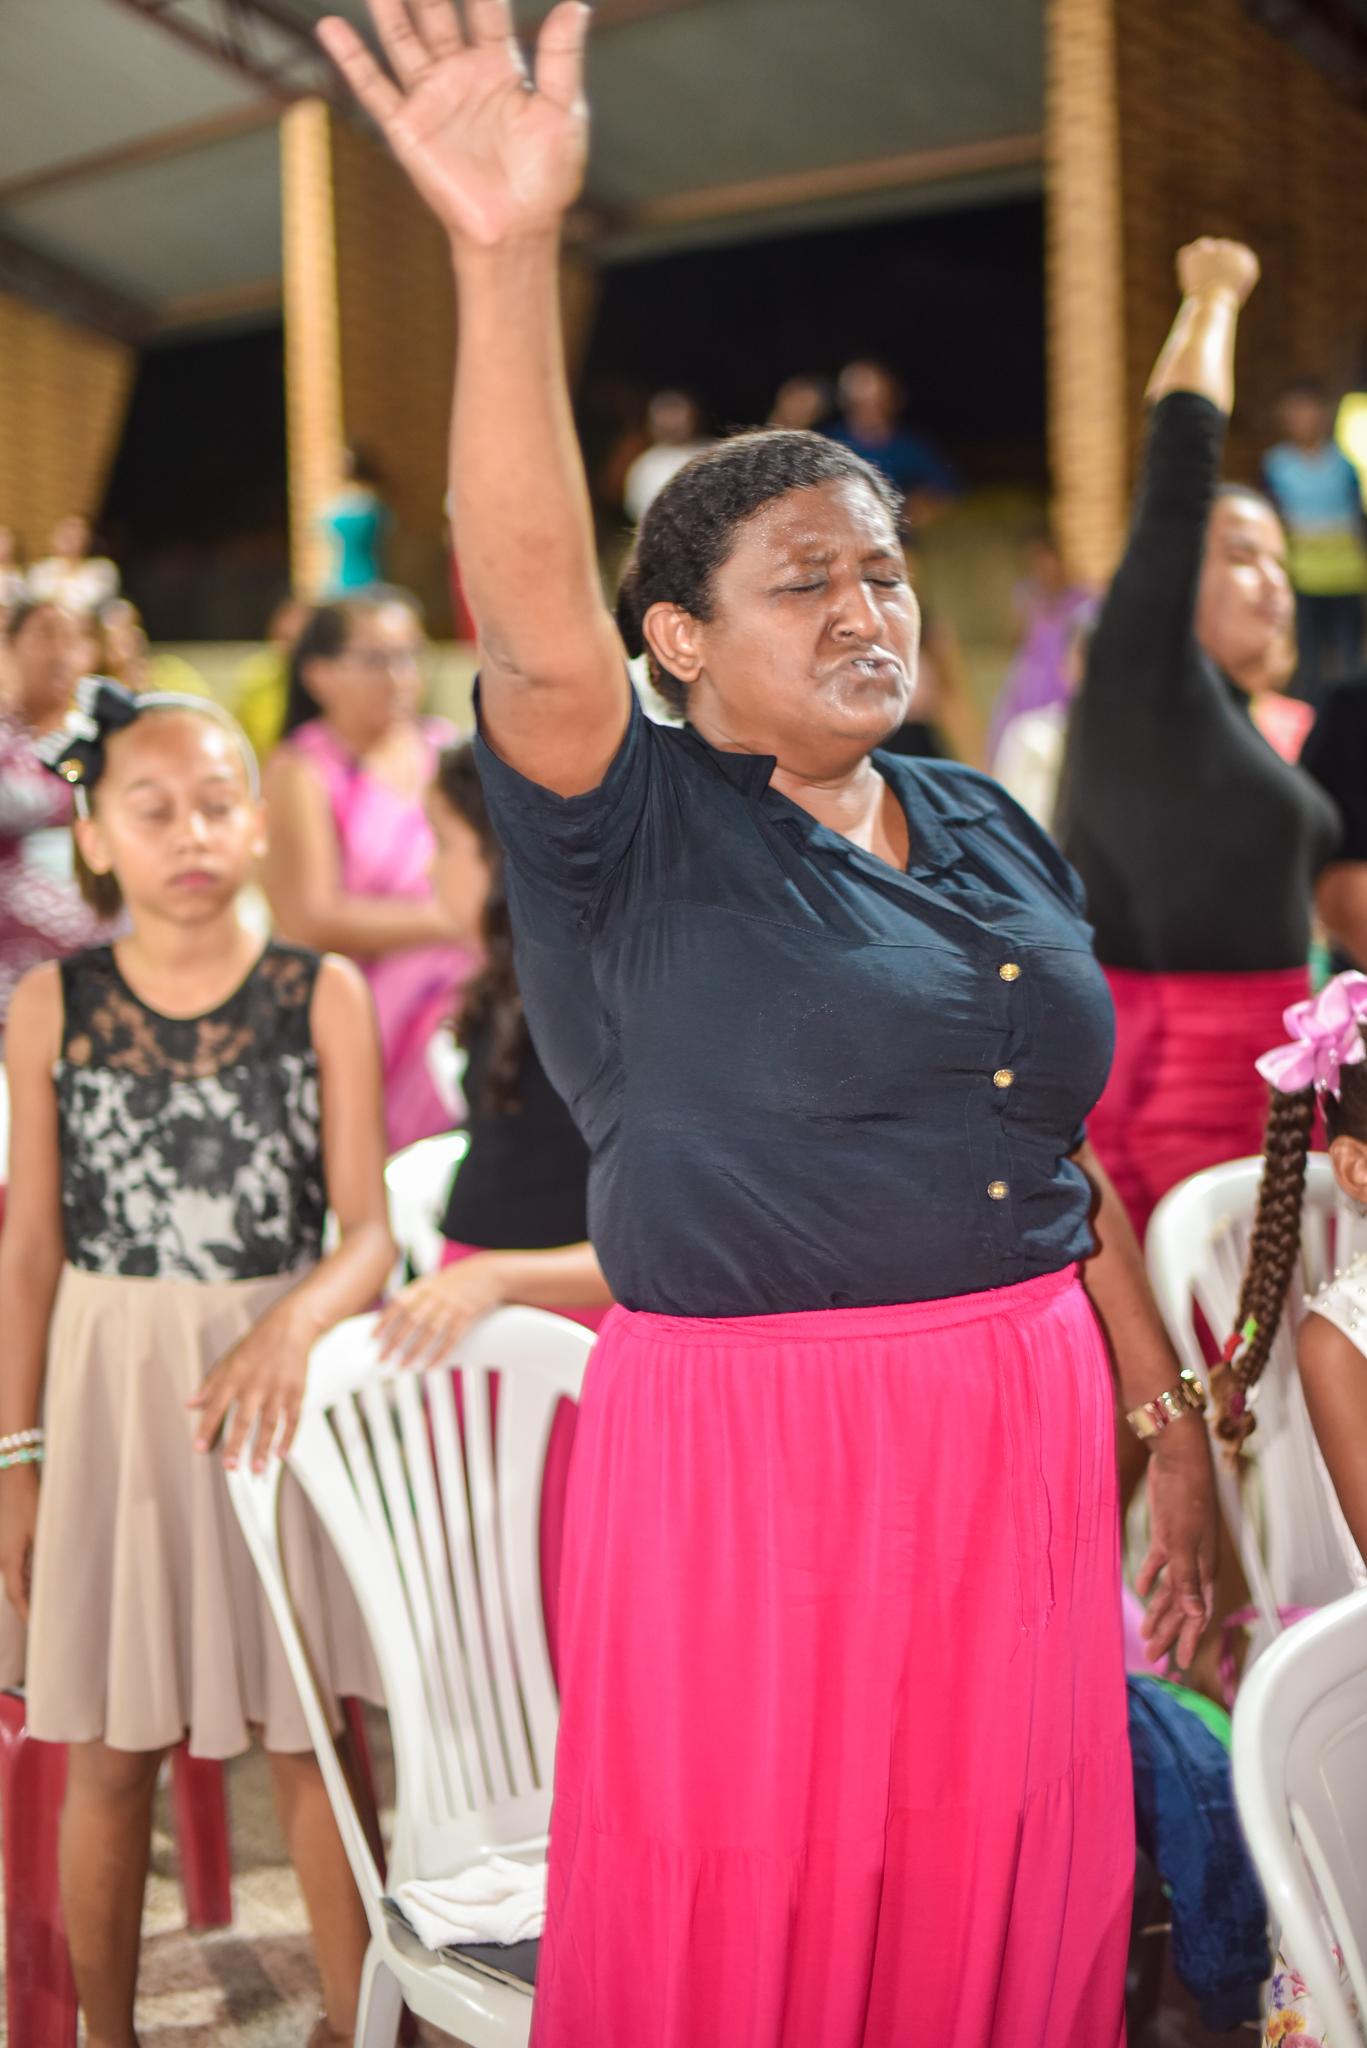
top-left (1084, 239), bottom-right (1260, 704)
top-left (319, 0), bottom-right (627, 798)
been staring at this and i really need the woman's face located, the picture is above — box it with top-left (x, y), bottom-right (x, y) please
top-left (1195, 495), bottom-right (1294, 683)
top-left (426, 789), bottom-right (492, 926)
top-left (644, 479), bottom-right (920, 772)
top-left (78, 712), bottom-right (264, 922)
top-left (305, 602), bottom-right (424, 748)
top-left (11, 604), bottom-right (82, 725)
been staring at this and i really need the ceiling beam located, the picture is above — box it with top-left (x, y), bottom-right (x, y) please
top-left (97, 0), bottom-right (339, 104)
top-left (615, 131), bottom-right (1044, 235)
top-left (0, 225), bottom-right (152, 343)
top-left (146, 273), bottom-right (283, 336)
top-left (0, 103), bottom-right (279, 209)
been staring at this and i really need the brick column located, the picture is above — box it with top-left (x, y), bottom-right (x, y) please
top-left (280, 100), bottom-right (345, 602)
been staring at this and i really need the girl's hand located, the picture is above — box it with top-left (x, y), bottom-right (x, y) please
top-left (1136, 1423), bottom-right (1219, 1671)
top-left (0, 1467), bottom-right (39, 1623)
top-left (189, 1308), bottom-right (313, 1473)
top-left (318, 0), bottom-right (591, 249)
top-left (375, 1255), bottom-right (506, 1368)
top-left (1176, 237), bottom-right (1259, 308)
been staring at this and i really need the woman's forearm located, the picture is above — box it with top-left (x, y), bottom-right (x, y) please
top-left (274, 890), bottom-right (455, 960)
top-left (449, 235), bottom-right (616, 684)
top-left (1074, 1142), bottom-right (1191, 1412)
top-left (273, 1219), bottom-right (396, 1347)
top-left (1146, 289), bottom-right (1240, 414)
top-left (0, 1245), bottom-right (63, 1437)
top-left (480, 1241), bottom-right (611, 1311)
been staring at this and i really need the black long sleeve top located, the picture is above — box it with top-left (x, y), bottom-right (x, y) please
top-left (1056, 393), bottom-right (1340, 972)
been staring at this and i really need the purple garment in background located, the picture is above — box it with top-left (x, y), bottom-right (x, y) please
top-left (988, 580), bottom-right (1096, 763)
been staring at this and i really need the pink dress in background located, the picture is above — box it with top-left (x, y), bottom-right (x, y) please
top-left (286, 718), bottom-right (474, 1152)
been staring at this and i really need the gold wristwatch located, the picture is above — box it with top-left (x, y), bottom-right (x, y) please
top-left (1125, 1368), bottom-right (1209, 1441)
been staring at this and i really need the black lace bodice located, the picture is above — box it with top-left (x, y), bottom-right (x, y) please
top-left (57, 944), bottom-right (326, 1282)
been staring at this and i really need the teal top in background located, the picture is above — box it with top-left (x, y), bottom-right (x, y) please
top-left (318, 486), bottom-right (390, 595)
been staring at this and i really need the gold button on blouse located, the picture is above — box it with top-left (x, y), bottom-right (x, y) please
top-left (998, 962), bottom-right (1021, 983)
top-left (993, 1068), bottom-right (1015, 1090)
top-left (987, 1180), bottom-right (1010, 1201)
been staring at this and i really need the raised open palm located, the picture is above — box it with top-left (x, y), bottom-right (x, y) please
top-left (318, 0), bottom-right (591, 246)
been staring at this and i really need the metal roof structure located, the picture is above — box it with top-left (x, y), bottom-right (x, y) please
top-left (0, 0), bottom-right (1045, 342)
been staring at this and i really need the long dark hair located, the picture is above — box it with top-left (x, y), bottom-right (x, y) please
top-left (434, 741), bottom-right (527, 1114)
top-left (1217, 1040), bottom-right (1367, 1449)
top-left (282, 586), bottom-right (424, 739)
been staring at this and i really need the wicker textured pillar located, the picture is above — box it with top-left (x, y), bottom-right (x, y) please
top-left (281, 100), bottom-right (345, 602)
top-left (0, 295), bottom-right (133, 556)
top-left (1044, 0), bottom-right (1129, 589)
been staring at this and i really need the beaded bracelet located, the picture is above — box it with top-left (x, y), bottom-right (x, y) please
top-left (0, 1445), bottom-right (43, 1471)
top-left (0, 1428), bottom-right (43, 1454)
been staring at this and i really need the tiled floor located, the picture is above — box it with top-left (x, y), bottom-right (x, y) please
top-left (0, 1723), bottom-right (469, 2046)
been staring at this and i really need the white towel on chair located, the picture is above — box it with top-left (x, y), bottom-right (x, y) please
top-left (393, 1857), bottom-right (547, 1950)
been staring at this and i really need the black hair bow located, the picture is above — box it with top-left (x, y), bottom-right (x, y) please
top-left (33, 675), bottom-right (141, 792)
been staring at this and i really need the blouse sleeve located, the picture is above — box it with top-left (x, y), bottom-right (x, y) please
top-left (473, 681), bottom-right (656, 944)
top-left (1083, 391), bottom-right (1228, 715)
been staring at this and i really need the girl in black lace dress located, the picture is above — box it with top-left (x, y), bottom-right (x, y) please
top-left (0, 681), bottom-right (395, 2048)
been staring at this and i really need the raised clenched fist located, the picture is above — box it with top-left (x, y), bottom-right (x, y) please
top-left (1176, 238), bottom-right (1260, 308)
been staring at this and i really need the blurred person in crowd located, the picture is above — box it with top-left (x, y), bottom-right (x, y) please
top-left (1297, 671), bottom-right (1367, 967)
top-left (377, 741), bottom-right (612, 1677)
top-left (0, 602), bottom-right (110, 1033)
top-left (234, 593), bottom-right (314, 759)
top-left (993, 612), bottom-right (1094, 832)
top-left (830, 358), bottom-right (957, 530)
top-left (0, 526), bottom-right (26, 613)
top-left (622, 389), bottom-right (712, 524)
top-left (262, 588), bottom-right (472, 1151)
top-left (98, 596), bottom-right (209, 699)
top-left (1057, 240), bottom-right (1340, 1246)
top-left (1262, 377), bottom-right (1367, 704)
top-left (768, 373), bottom-right (833, 432)
top-left (317, 447), bottom-right (391, 597)
top-left (26, 514), bottom-right (119, 615)
top-left (987, 531), bottom-right (1095, 766)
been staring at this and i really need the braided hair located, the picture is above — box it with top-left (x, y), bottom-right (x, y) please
top-left (432, 742), bottom-right (527, 1116)
top-left (1217, 1032), bottom-right (1367, 1449)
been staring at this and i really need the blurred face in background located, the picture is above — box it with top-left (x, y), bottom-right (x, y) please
top-left (100, 600), bottom-right (151, 690)
top-left (1278, 388), bottom-right (1334, 452)
top-left (838, 361), bottom-right (901, 433)
top-left (301, 600), bottom-right (425, 752)
top-left (51, 514), bottom-right (91, 561)
top-left (770, 377), bottom-right (832, 431)
top-left (648, 391), bottom-right (702, 446)
top-left (10, 604), bottom-right (82, 729)
top-left (426, 787), bottom-right (492, 928)
top-left (1195, 493), bottom-right (1294, 690)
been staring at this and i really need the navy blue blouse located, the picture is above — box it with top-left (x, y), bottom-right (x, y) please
top-left (475, 691), bottom-right (1115, 1316)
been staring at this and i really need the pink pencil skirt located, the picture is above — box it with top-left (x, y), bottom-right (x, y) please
top-left (531, 1264), bottom-right (1132, 2048)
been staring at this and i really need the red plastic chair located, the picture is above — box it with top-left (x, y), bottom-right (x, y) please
top-left (0, 1692), bottom-right (232, 2048)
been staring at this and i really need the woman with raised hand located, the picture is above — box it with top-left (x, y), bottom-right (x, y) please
top-left (320, 5), bottom-right (1216, 2041)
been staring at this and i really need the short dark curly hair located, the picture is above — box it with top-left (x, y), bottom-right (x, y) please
top-left (615, 429), bottom-right (903, 717)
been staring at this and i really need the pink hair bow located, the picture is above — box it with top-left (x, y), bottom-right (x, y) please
top-left (1255, 971), bottom-right (1367, 1098)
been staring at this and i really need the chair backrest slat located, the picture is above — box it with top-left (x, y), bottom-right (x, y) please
top-left (427, 1368), bottom-right (515, 1806)
top-left (461, 1365), bottom-right (538, 1797)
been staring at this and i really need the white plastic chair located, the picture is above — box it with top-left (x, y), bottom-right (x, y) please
top-left (227, 1304), bottom-right (594, 2047)
top-left (1146, 1156), bottom-right (1361, 1658)
top-left (1233, 1589), bottom-right (1367, 2045)
top-left (384, 1130), bottom-right (469, 1281)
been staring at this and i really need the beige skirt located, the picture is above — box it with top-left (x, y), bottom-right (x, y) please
top-left (6, 1263), bottom-right (382, 1758)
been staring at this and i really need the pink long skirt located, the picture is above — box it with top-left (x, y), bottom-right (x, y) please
top-left (1088, 964), bottom-right (1310, 1242)
top-left (532, 1265), bottom-right (1132, 2047)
